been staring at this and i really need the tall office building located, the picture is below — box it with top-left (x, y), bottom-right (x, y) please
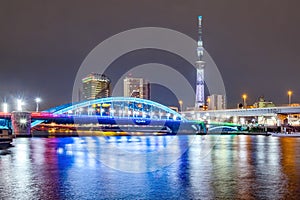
top-left (82, 73), bottom-right (111, 100)
top-left (124, 77), bottom-right (150, 99)
top-left (207, 94), bottom-right (226, 110)
top-left (195, 16), bottom-right (206, 108)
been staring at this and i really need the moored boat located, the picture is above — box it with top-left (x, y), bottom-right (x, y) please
top-left (0, 127), bottom-right (14, 148)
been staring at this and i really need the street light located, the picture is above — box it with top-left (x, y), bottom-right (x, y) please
top-left (207, 97), bottom-right (211, 110)
top-left (178, 100), bottom-right (183, 112)
top-left (242, 94), bottom-right (247, 109)
top-left (35, 97), bottom-right (41, 112)
top-left (17, 99), bottom-right (24, 111)
top-left (2, 103), bottom-right (8, 113)
top-left (287, 90), bottom-right (292, 106)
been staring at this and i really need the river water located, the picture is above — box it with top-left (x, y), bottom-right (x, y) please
top-left (0, 135), bottom-right (299, 199)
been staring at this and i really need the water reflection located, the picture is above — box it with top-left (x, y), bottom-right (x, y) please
top-left (280, 137), bottom-right (300, 199)
top-left (0, 135), bottom-right (299, 199)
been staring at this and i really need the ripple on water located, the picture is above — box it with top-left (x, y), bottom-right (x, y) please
top-left (0, 135), bottom-right (299, 199)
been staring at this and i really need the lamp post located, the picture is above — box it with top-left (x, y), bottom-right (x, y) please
top-left (242, 94), bottom-right (247, 109)
top-left (17, 99), bottom-right (24, 111)
top-left (207, 97), bottom-right (211, 110)
top-left (2, 103), bottom-right (8, 113)
top-left (287, 90), bottom-right (292, 106)
top-left (35, 97), bottom-right (41, 112)
top-left (179, 100), bottom-right (183, 112)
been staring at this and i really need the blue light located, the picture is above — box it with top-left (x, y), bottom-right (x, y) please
top-left (198, 16), bottom-right (202, 20)
top-left (31, 97), bottom-right (187, 127)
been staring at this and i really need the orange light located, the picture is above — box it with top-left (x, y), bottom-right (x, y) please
top-left (102, 103), bottom-right (111, 107)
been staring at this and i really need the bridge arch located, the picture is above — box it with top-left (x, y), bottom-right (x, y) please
top-left (31, 97), bottom-right (186, 127)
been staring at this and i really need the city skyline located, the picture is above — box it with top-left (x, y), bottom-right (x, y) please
top-left (1, 2), bottom-right (300, 199)
top-left (0, 0), bottom-right (300, 110)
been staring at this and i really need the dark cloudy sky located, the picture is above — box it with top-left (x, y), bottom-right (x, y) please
top-left (0, 0), bottom-right (300, 110)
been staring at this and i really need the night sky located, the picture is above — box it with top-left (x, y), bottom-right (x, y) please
top-left (0, 0), bottom-right (300, 110)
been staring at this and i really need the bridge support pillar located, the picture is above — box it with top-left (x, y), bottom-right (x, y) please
top-left (11, 112), bottom-right (31, 136)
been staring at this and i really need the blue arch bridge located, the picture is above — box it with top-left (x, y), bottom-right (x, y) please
top-left (0, 97), bottom-right (206, 136)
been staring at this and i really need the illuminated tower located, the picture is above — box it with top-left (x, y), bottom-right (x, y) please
top-left (195, 16), bottom-right (206, 108)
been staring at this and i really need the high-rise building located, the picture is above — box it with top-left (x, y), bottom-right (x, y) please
top-left (195, 16), bottom-right (206, 108)
top-left (207, 94), bottom-right (226, 110)
top-left (82, 73), bottom-right (111, 100)
top-left (124, 77), bottom-right (150, 99)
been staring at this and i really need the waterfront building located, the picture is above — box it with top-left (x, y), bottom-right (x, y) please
top-left (207, 94), bottom-right (226, 110)
top-left (195, 16), bottom-right (206, 109)
top-left (253, 96), bottom-right (275, 108)
top-left (82, 73), bottom-right (111, 100)
top-left (123, 77), bottom-right (150, 99)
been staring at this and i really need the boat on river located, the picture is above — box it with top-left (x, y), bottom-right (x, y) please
top-left (270, 132), bottom-right (300, 137)
top-left (0, 127), bottom-right (14, 148)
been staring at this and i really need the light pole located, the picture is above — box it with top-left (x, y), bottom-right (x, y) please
top-left (179, 100), bottom-right (183, 112)
top-left (207, 97), bottom-right (211, 110)
top-left (242, 94), bottom-right (247, 109)
top-left (2, 103), bottom-right (8, 113)
top-left (287, 90), bottom-right (292, 106)
top-left (17, 99), bottom-right (24, 111)
top-left (35, 97), bottom-right (41, 112)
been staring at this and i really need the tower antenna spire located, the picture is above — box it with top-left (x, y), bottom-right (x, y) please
top-left (195, 16), bottom-right (206, 108)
